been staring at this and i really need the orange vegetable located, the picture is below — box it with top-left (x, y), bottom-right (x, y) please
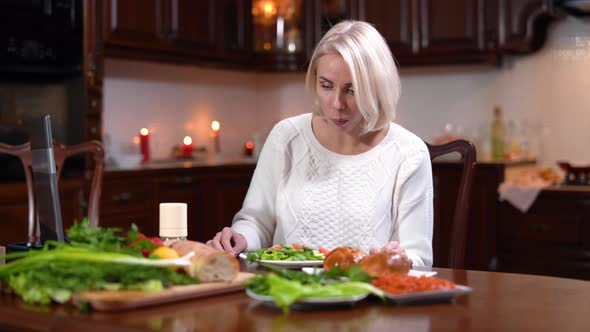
top-left (372, 273), bottom-right (456, 295)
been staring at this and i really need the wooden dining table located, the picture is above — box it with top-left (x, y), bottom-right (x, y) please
top-left (0, 265), bottom-right (589, 332)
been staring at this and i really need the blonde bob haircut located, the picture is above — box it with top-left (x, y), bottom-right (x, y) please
top-left (305, 20), bottom-right (401, 134)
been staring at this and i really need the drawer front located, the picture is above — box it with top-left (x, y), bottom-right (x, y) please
top-left (501, 213), bottom-right (583, 244)
top-left (101, 181), bottom-right (154, 215)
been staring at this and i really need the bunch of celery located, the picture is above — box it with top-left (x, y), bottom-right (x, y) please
top-left (0, 221), bottom-right (197, 307)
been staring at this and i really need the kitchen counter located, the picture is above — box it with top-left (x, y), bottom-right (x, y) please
top-left (105, 157), bottom-right (258, 173)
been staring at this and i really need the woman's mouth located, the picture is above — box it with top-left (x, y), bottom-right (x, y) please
top-left (332, 118), bottom-right (349, 126)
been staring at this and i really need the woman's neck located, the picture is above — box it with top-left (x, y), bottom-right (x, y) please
top-left (311, 115), bottom-right (389, 155)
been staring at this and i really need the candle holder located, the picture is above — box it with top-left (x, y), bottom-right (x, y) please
top-left (172, 145), bottom-right (208, 160)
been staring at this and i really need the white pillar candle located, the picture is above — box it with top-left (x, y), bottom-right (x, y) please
top-left (159, 203), bottom-right (188, 240)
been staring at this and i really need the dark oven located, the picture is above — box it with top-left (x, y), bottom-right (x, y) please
top-left (0, 0), bottom-right (84, 182)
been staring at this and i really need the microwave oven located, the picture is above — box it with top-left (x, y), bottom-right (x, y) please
top-left (0, 0), bottom-right (83, 80)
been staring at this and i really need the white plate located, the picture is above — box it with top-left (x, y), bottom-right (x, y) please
top-left (239, 252), bottom-right (324, 269)
top-left (301, 267), bottom-right (438, 278)
top-left (383, 285), bottom-right (472, 305)
top-left (245, 289), bottom-right (368, 309)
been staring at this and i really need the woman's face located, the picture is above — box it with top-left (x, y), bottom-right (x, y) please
top-left (316, 53), bottom-right (364, 134)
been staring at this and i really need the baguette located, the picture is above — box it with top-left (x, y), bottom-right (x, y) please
top-left (170, 241), bottom-right (239, 282)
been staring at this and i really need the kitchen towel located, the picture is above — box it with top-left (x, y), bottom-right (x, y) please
top-left (498, 176), bottom-right (551, 213)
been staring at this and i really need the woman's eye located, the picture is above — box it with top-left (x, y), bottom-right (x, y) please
top-left (347, 89), bottom-right (354, 95)
top-left (320, 84), bottom-right (332, 89)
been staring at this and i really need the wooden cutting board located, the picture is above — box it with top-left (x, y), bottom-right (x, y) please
top-left (74, 272), bottom-right (254, 311)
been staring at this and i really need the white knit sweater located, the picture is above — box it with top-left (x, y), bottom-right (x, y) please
top-left (232, 113), bottom-right (433, 267)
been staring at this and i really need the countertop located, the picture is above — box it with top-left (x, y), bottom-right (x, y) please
top-left (105, 157), bottom-right (258, 172)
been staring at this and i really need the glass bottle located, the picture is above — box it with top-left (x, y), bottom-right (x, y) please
top-left (491, 106), bottom-right (505, 162)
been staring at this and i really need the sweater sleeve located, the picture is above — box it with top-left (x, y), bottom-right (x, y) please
top-left (231, 125), bottom-right (285, 251)
top-left (393, 145), bottom-right (434, 267)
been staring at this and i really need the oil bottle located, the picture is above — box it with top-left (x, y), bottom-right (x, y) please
top-left (491, 106), bottom-right (505, 161)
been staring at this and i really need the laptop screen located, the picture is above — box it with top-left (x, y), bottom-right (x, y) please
top-left (30, 114), bottom-right (64, 243)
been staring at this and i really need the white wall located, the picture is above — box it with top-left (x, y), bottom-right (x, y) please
top-left (104, 17), bottom-right (590, 166)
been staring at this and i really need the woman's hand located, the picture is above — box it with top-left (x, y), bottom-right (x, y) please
top-left (369, 241), bottom-right (408, 259)
top-left (206, 227), bottom-right (247, 257)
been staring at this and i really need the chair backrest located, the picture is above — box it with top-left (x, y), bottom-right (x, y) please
top-left (0, 140), bottom-right (104, 243)
top-left (426, 139), bottom-right (477, 269)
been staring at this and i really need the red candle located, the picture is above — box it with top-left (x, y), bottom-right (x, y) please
top-left (244, 140), bottom-right (254, 157)
top-left (182, 136), bottom-right (193, 158)
top-left (139, 128), bottom-right (150, 162)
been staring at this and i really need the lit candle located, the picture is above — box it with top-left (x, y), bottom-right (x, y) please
top-left (182, 136), bottom-right (193, 158)
top-left (244, 140), bottom-right (254, 157)
top-left (139, 128), bottom-right (150, 162)
top-left (211, 120), bottom-right (221, 153)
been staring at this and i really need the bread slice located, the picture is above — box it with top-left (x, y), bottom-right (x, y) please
top-left (171, 241), bottom-right (239, 282)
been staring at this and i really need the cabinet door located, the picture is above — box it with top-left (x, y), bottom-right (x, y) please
top-left (103, 0), bottom-right (166, 50)
top-left (312, 0), bottom-right (358, 44)
top-left (418, 0), bottom-right (485, 55)
top-left (167, 0), bottom-right (218, 56)
top-left (359, 0), bottom-right (414, 59)
top-left (217, 0), bottom-right (253, 63)
top-left (208, 174), bottom-right (251, 241)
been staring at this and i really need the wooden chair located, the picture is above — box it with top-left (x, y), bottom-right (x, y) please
top-left (427, 139), bottom-right (477, 269)
top-left (0, 140), bottom-right (104, 244)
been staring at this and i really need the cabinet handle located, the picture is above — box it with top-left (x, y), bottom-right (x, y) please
top-left (174, 176), bottom-right (192, 184)
top-left (527, 223), bottom-right (551, 233)
top-left (169, 0), bottom-right (179, 39)
top-left (420, 0), bottom-right (429, 49)
top-left (113, 192), bottom-right (132, 201)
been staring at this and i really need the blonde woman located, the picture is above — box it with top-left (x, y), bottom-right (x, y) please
top-left (207, 20), bottom-right (433, 267)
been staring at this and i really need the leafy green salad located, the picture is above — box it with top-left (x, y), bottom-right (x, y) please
top-left (244, 264), bottom-right (384, 313)
top-left (246, 244), bottom-right (326, 262)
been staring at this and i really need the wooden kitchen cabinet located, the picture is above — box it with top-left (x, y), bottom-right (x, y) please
top-left (497, 188), bottom-right (590, 280)
top-left (102, 0), bottom-right (166, 51)
top-left (99, 176), bottom-right (156, 234)
top-left (355, 0), bottom-right (500, 66)
top-left (99, 164), bottom-right (255, 243)
top-left (96, 0), bottom-right (557, 70)
top-left (101, 0), bottom-right (250, 66)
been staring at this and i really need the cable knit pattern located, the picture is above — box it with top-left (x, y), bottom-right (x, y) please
top-left (232, 113), bottom-right (433, 267)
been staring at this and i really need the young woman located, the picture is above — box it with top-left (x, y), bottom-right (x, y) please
top-left (205, 20), bottom-right (433, 267)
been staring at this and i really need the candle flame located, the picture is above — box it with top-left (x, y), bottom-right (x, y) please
top-left (183, 136), bottom-right (192, 145)
top-left (263, 2), bottom-right (275, 16)
top-left (211, 121), bottom-right (221, 131)
top-left (140, 128), bottom-right (149, 136)
top-left (245, 141), bottom-right (254, 149)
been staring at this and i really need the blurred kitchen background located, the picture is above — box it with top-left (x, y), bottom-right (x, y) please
top-left (2, 0), bottom-right (590, 279)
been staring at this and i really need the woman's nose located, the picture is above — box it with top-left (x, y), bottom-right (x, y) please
top-left (330, 91), bottom-right (345, 110)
